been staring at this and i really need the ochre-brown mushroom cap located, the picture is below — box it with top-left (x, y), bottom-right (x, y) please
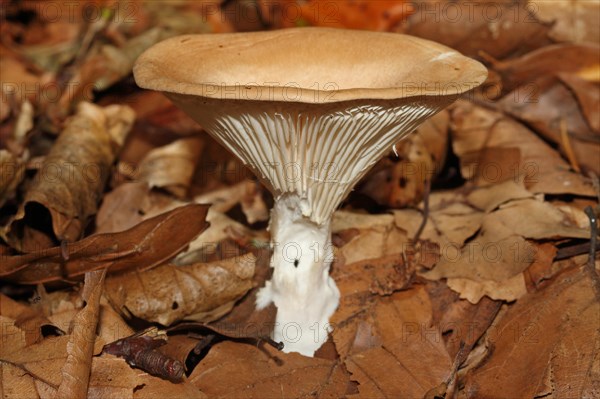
top-left (133, 27), bottom-right (487, 104)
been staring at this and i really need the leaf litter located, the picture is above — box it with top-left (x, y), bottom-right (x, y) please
top-left (0, 1), bottom-right (599, 398)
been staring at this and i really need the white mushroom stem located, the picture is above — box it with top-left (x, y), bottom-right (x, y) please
top-left (256, 194), bottom-right (339, 356)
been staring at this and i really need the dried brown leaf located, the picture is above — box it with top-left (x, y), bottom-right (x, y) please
top-left (529, 0), bottom-right (600, 44)
top-left (402, 0), bottom-right (552, 59)
top-left (331, 283), bottom-right (452, 398)
top-left (56, 269), bottom-right (106, 399)
top-left (137, 137), bottom-right (204, 198)
top-left (451, 101), bottom-right (595, 196)
top-left (427, 282), bottom-right (501, 359)
top-left (89, 356), bottom-right (206, 399)
top-left (424, 196), bottom-right (585, 303)
top-left (499, 74), bottom-right (600, 175)
top-left (0, 204), bottom-right (210, 284)
top-left (0, 335), bottom-right (103, 388)
top-left (463, 267), bottom-right (600, 398)
top-left (105, 253), bottom-right (255, 325)
top-left (0, 150), bottom-right (25, 208)
top-left (2, 102), bottom-right (135, 251)
top-left (466, 179), bottom-right (533, 212)
top-left (493, 43), bottom-right (600, 94)
top-left (189, 341), bottom-right (350, 398)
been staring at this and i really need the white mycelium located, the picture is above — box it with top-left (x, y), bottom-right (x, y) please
top-left (172, 96), bottom-right (443, 355)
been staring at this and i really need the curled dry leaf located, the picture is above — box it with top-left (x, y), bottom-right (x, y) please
top-left (56, 270), bottom-right (106, 399)
top-left (137, 137), bottom-right (204, 198)
top-left (2, 102), bottom-right (135, 252)
top-left (463, 267), bottom-right (600, 398)
top-left (0, 150), bottom-right (25, 208)
top-left (492, 43), bottom-right (600, 94)
top-left (190, 341), bottom-right (350, 398)
top-left (402, 0), bottom-right (551, 59)
top-left (105, 253), bottom-right (256, 325)
top-left (528, 0), bottom-right (600, 44)
top-left (499, 74), bottom-right (600, 175)
top-left (451, 101), bottom-right (595, 196)
top-left (0, 203), bottom-right (210, 284)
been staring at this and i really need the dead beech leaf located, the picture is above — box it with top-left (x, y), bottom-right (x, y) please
top-left (105, 253), bottom-right (255, 325)
top-left (559, 73), bottom-right (600, 133)
top-left (330, 282), bottom-right (452, 398)
top-left (532, 0), bottom-right (600, 44)
top-left (451, 101), bottom-right (595, 196)
top-left (91, 356), bottom-right (206, 399)
top-left (427, 282), bottom-right (501, 359)
top-left (2, 102), bottom-right (135, 252)
top-left (56, 269), bottom-right (105, 399)
top-left (0, 335), bottom-right (104, 388)
top-left (491, 198), bottom-right (591, 240)
top-left (189, 341), bottom-right (350, 398)
top-left (0, 363), bottom-right (40, 399)
top-left (0, 293), bottom-right (57, 346)
top-left (94, 181), bottom-right (150, 234)
top-left (466, 179), bottom-right (533, 212)
top-left (402, 0), bottom-right (551, 60)
top-left (137, 137), bottom-right (204, 198)
top-left (175, 208), bottom-right (262, 265)
top-left (493, 43), bottom-right (600, 93)
top-left (499, 74), bottom-right (600, 175)
top-left (424, 196), bottom-right (589, 303)
top-left (0, 204), bottom-right (210, 284)
top-left (464, 267), bottom-right (600, 398)
top-left (332, 211), bottom-right (409, 265)
top-left (0, 149), bottom-right (26, 208)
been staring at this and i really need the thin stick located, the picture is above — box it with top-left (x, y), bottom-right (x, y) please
top-left (413, 178), bottom-right (432, 243)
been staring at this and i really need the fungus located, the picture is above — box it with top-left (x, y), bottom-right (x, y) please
top-left (134, 27), bottom-right (487, 356)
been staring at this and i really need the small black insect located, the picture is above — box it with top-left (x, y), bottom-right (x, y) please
top-left (293, 259), bottom-right (299, 268)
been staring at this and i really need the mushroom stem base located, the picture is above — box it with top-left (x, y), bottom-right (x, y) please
top-left (256, 194), bottom-right (340, 357)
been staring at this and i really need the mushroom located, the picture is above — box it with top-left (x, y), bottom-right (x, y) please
top-left (134, 27), bottom-right (487, 356)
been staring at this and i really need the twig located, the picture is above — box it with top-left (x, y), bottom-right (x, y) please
top-left (555, 242), bottom-right (600, 260)
top-left (413, 178), bottom-right (432, 243)
top-left (584, 206), bottom-right (600, 299)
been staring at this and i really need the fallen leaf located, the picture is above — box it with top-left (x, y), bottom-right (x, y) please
top-left (530, 0), bottom-right (600, 44)
top-left (56, 269), bottom-right (106, 399)
top-left (2, 102), bottom-right (135, 252)
top-left (189, 341), bottom-right (350, 398)
top-left (0, 335), bottom-right (103, 388)
top-left (0, 204), bottom-right (210, 284)
top-left (492, 43), bottom-right (600, 94)
top-left (464, 267), bottom-right (600, 398)
top-left (424, 195), bottom-right (586, 303)
top-left (332, 283), bottom-right (452, 398)
top-left (499, 74), bottom-right (600, 175)
top-left (466, 179), bottom-right (533, 212)
top-left (332, 211), bottom-right (409, 265)
top-left (137, 137), bottom-right (204, 198)
top-left (104, 253), bottom-right (256, 325)
top-left (0, 150), bottom-right (25, 208)
top-left (451, 101), bottom-right (595, 196)
top-left (90, 356), bottom-right (207, 399)
top-left (427, 281), bottom-right (501, 359)
top-left (402, 0), bottom-right (552, 59)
